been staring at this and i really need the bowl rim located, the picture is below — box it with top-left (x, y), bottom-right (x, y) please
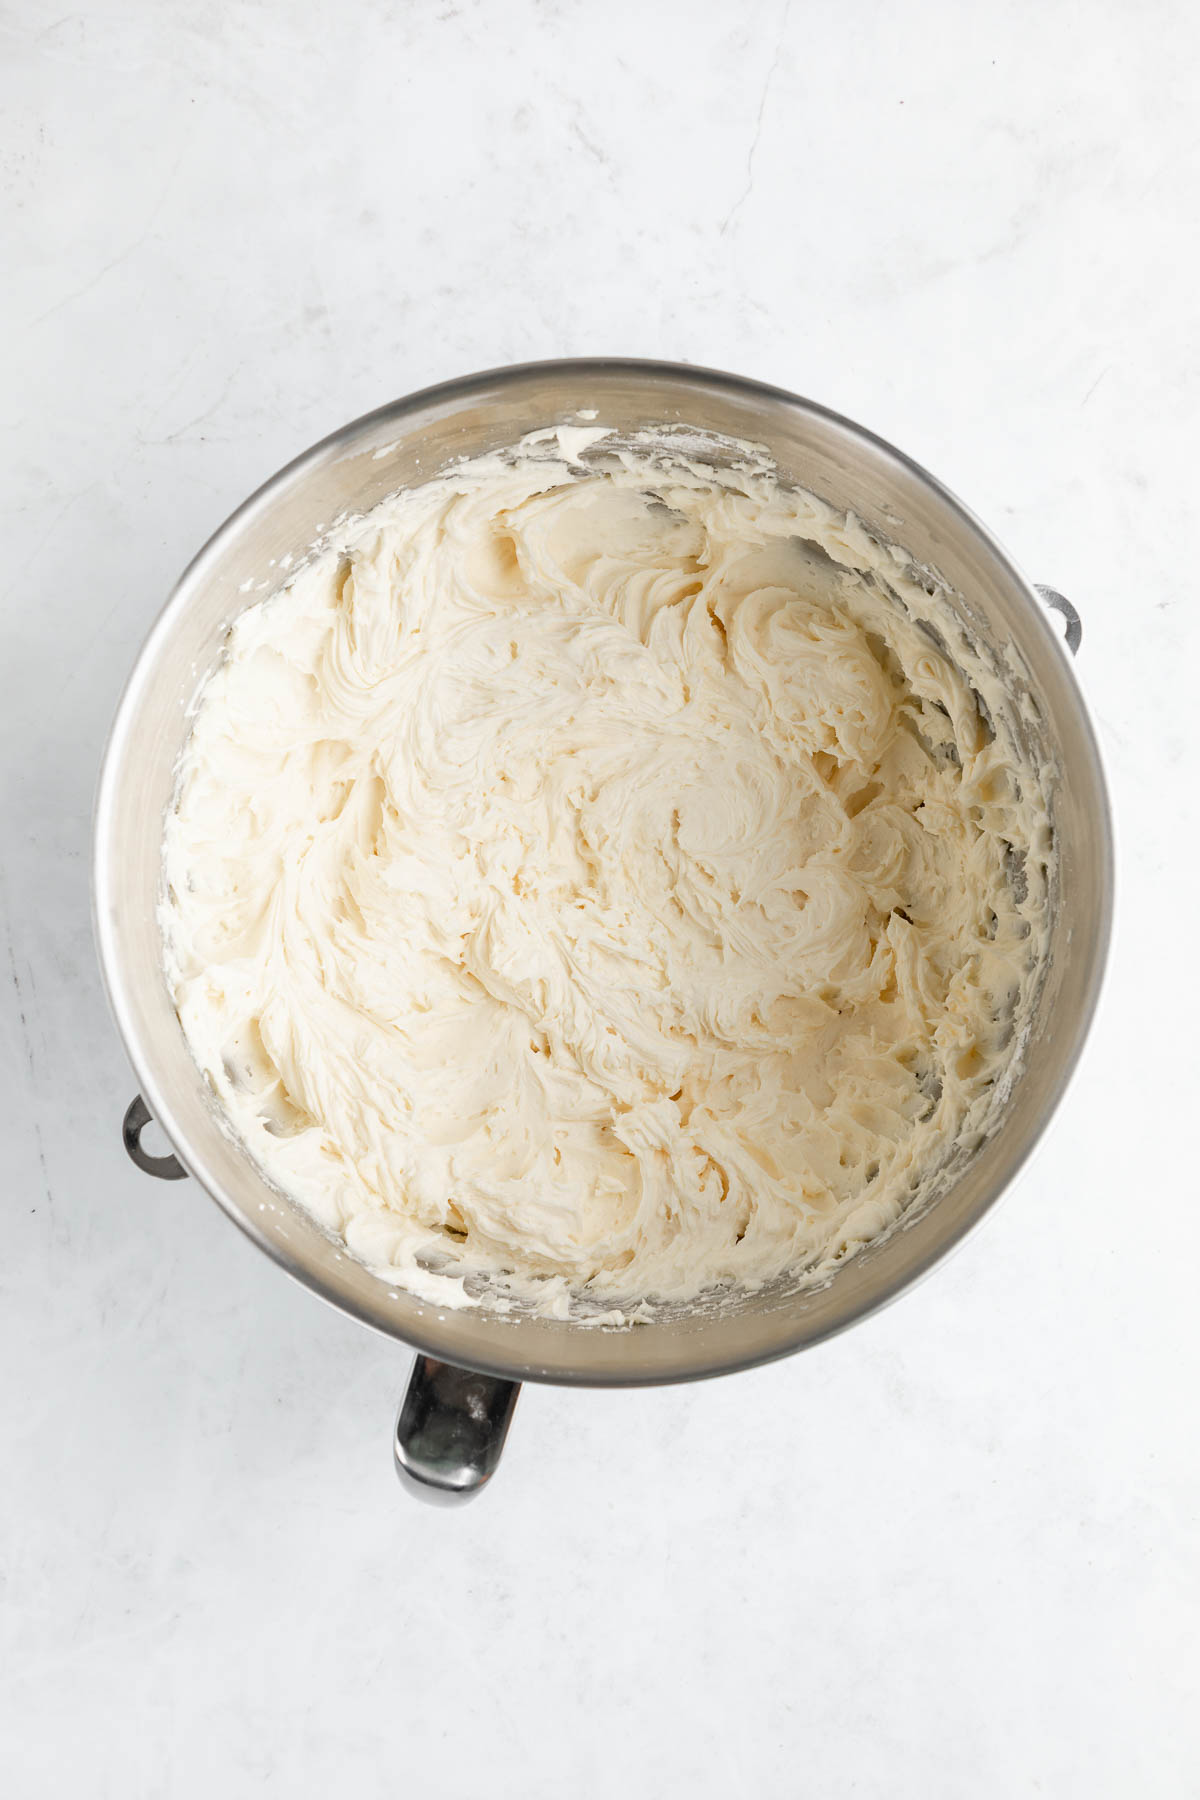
top-left (93, 356), bottom-right (1115, 1386)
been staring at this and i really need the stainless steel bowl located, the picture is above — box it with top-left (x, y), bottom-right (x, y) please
top-left (94, 359), bottom-right (1113, 1499)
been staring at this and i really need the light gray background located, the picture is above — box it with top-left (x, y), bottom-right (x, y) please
top-left (3, 2), bottom-right (1197, 1795)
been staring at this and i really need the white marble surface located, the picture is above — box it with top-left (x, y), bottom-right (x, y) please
top-left (3, 1), bottom-right (1197, 1793)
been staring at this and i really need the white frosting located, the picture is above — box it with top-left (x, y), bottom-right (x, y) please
top-left (163, 430), bottom-right (1050, 1318)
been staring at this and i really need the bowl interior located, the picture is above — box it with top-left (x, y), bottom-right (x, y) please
top-left (94, 361), bottom-right (1112, 1384)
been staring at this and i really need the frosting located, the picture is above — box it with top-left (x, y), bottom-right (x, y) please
top-left (162, 429), bottom-right (1051, 1318)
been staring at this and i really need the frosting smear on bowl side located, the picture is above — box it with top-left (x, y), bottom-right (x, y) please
top-left (162, 429), bottom-right (1051, 1318)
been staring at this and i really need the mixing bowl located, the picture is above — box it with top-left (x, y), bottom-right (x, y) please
top-left (94, 359), bottom-right (1112, 1500)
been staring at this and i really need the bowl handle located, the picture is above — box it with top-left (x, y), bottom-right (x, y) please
top-left (1035, 585), bottom-right (1082, 656)
top-left (122, 1094), bottom-right (188, 1180)
top-left (394, 1355), bottom-right (521, 1503)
